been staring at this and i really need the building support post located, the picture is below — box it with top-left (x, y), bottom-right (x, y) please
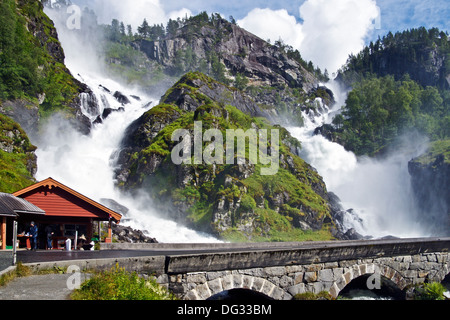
top-left (105, 218), bottom-right (112, 243)
top-left (108, 221), bottom-right (112, 239)
top-left (12, 220), bottom-right (17, 265)
top-left (1, 217), bottom-right (6, 250)
top-left (87, 218), bottom-right (93, 242)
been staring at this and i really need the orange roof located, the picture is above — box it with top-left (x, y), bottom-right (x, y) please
top-left (13, 177), bottom-right (122, 222)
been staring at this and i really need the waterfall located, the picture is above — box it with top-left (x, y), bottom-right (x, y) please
top-left (35, 8), bottom-right (220, 243)
top-left (288, 81), bottom-right (430, 239)
top-left (36, 70), bottom-right (219, 243)
top-left (79, 92), bottom-right (100, 120)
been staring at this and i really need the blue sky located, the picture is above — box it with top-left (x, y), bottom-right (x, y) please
top-left (161, 0), bottom-right (449, 37)
top-left (70, 0), bottom-right (449, 74)
top-left (163, 0), bottom-right (449, 42)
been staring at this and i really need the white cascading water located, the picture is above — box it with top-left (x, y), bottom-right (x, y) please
top-left (35, 8), bottom-right (221, 243)
top-left (36, 73), bottom-right (219, 243)
top-left (288, 80), bottom-right (430, 239)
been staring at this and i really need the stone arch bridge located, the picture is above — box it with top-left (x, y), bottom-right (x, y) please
top-left (156, 238), bottom-right (450, 300)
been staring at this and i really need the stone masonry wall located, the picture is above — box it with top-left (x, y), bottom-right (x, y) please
top-left (157, 252), bottom-right (449, 300)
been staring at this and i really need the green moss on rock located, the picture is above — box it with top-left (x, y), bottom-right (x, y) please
top-left (116, 72), bottom-right (337, 241)
top-left (412, 139), bottom-right (450, 165)
top-left (0, 114), bottom-right (36, 193)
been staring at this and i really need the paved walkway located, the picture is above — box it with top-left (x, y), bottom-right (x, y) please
top-left (0, 273), bottom-right (91, 300)
top-left (0, 251), bottom-right (12, 272)
top-left (1, 250), bottom-right (93, 301)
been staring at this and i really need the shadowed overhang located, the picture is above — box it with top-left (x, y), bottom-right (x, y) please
top-left (0, 192), bottom-right (46, 218)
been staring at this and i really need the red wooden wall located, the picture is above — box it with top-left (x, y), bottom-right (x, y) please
top-left (21, 186), bottom-right (109, 220)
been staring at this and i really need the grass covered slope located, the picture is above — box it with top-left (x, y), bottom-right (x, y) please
top-left (412, 139), bottom-right (450, 165)
top-left (116, 72), bottom-right (337, 242)
top-left (0, 0), bottom-right (93, 138)
top-left (71, 264), bottom-right (175, 300)
top-left (0, 114), bottom-right (36, 193)
top-left (0, 0), bottom-right (80, 113)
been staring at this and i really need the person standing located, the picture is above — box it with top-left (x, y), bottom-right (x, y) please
top-left (45, 225), bottom-right (54, 250)
top-left (29, 221), bottom-right (38, 251)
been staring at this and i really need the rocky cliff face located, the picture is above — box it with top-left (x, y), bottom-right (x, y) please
top-left (0, 100), bottom-right (41, 138)
top-left (376, 45), bottom-right (448, 89)
top-left (115, 72), bottom-right (343, 241)
top-left (132, 17), bottom-right (319, 92)
top-left (408, 140), bottom-right (450, 235)
top-left (97, 13), bottom-right (333, 128)
top-left (0, 87), bottom-right (92, 138)
top-left (133, 21), bottom-right (334, 128)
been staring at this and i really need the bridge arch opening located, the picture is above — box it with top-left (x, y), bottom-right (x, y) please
top-left (207, 289), bottom-right (274, 301)
top-left (182, 274), bottom-right (287, 300)
top-left (338, 274), bottom-right (406, 300)
top-left (442, 273), bottom-right (450, 295)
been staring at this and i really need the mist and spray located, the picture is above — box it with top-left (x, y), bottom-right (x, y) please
top-left (37, 5), bottom-right (220, 243)
top-left (288, 80), bottom-right (431, 238)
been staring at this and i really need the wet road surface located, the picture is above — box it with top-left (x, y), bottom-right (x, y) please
top-left (15, 247), bottom-right (268, 264)
top-left (17, 249), bottom-right (169, 264)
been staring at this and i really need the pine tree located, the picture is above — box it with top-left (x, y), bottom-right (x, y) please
top-left (127, 25), bottom-right (133, 38)
top-left (166, 19), bottom-right (179, 37)
top-left (110, 19), bottom-right (120, 41)
top-left (120, 22), bottom-right (125, 35)
top-left (138, 19), bottom-right (150, 38)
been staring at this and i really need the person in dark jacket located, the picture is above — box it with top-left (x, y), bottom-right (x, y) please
top-left (29, 221), bottom-right (38, 251)
top-left (45, 225), bottom-right (54, 250)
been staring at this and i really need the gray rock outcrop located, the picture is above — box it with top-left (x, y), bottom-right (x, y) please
top-left (132, 18), bottom-right (319, 91)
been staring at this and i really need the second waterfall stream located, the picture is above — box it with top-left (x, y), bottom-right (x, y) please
top-left (288, 81), bottom-right (429, 239)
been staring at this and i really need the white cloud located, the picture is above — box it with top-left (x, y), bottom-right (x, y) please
top-left (91, 0), bottom-right (191, 28)
top-left (237, 8), bottom-right (304, 48)
top-left (299, 0), bottom-right (379, 74)
top-left (166, 8), bottom-right (193, 22)
top-left (238, 0), bottom-right (380, 75)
